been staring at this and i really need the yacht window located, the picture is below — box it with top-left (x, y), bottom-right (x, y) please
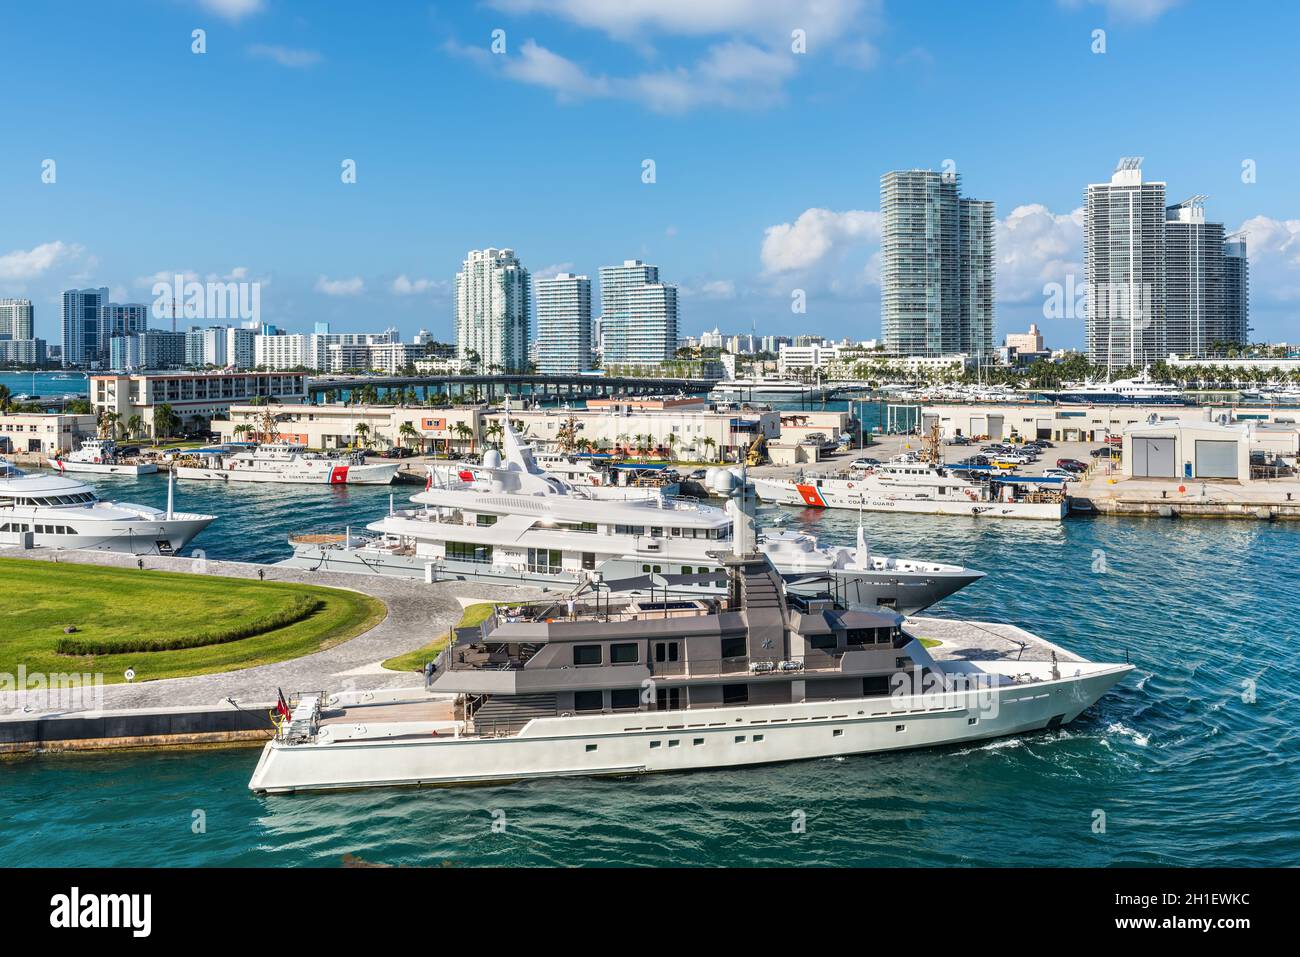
top-left (653, 641), bottom-right (679, 663)
top-left (863, 675), bottom-right (891, 697)
top-left (558, 521), bottom-right (597, 534)
top-left (670, 526), bottom-right (681, 537)
top-left (722, 684), bottom-right (749, 705)
top-left (846, 629), bottom-right (870, 645)
top-left (445, 541), bottom-right (493, 564)
top-left (581, 552), bottom-right (596, 570)
top-left (475, 514), bottom-right (497, 526)
top-left (615, 524), bottom-right (645, 536)
top-left (610, 643), bottom-right (638, 664)
top-left (573, 690), bottom-right (603, 713)
top-left (810, 634), bottom-right (837, 651)
top-left (650, 526), bottom-right (664, 538)
top-left (610, 688), bottom-right (639, 710)
top-left (573, 645), bottom-right (602, 666)
top-left (527, 548), bottom-right (563, 574)
top-left (655, 687), bottom-right (682, 711)
top-left (681, 566), bottom-right (692, 575)
top-left (720, 636), bottom-right (747, 659)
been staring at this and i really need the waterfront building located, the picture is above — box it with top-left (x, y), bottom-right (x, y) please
top-left (881, 170), bottom-right (996, 358)
top-left (456, 248), bottom-right (531, 372)
top-left (1222, 239), bottom-right (1250, 347)
top-left (1085, 158), bottom-right (1168, 370)
top-left (535, 272), bottom-right (593, 374)
top-left (99, 302), bottom-right (149, 346)
top-left (0, 412), bottom-right (97, 455)
top-left (61, 287), bottom-right (109, 367)
top-left (365, 342), bottom-right (424, 374)
top-left (1164, 196), bottom-right (1230, 359)
top-left (109, 330), bottom-right (186, 371)
top-left (0, 298), bottom-right (35, 340)
top-left (598, 260), bottom-right (679, 366)
top-left (91, 371), bottom-right (309, 434)
top-left (0, 338), bottom-right (47, 365)
top-left (226, 327), bottom-right (257, 369)
top-left (212, 402), bottom-right (486, 453)
top-left (921, 401), bottom-right (1300, 445)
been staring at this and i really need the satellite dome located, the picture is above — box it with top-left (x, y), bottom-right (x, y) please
top-left (482, 449), bottom-right (502, 469)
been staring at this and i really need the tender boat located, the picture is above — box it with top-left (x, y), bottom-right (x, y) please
top-left (0, 461), bottom-right (215, 554)
top-left (49, 438), bottom-right (158, 476)
top-left (174, 443), bottom-right (399, 485)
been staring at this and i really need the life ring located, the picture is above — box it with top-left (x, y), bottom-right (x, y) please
top-left (847, 482), bottom-right (854, 489)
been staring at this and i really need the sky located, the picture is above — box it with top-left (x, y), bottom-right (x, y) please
top-left (2, 0), bottom-right (1299, 351)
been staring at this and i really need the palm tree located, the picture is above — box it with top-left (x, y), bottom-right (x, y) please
top-left (484, 421), bottom-right (504, 449)
top-left (0, 385), bottom-right (11, 413)
top-left (354, 422), bottom-right (372, 449)
top-left (701, 436), bottom-right (718, 462)
top-left (126, 414), bottom-right (144, 439)
top-left (398, 422), bottom-right (421, 452)
top-left (232, 423), bottom-right (251, 441)
top-left (453, 422), bottom-right (474, 454)
top-left (152, 403), bottom-right (180, 440)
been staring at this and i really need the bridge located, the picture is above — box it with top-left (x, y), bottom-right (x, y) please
top-left (306, 373), bottom-right (717, 402)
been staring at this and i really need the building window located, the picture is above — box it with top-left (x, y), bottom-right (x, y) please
top-left (573, 690), bottom-right (603, 713)
top-left (610, 642), bottom-right (638, 664)
top-left (573, 644), bottom-right (602, 666)
top-left (722, 684), bottom-right (749, 705)
top-left (610, 688), bottom-right (639, 711)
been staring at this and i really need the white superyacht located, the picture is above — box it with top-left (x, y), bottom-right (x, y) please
top-left (0, 461), bottom-right (215, 554)
top-left (175, 443), bottom-right (399, 485)
top-left (282, 409), bottom-right (984, 615)
top-left (250, 536), bottom-right (1131, 794)
top-left (50, 438), bottom-right (158, 476)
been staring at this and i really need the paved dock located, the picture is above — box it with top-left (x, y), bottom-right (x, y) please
top-left (0, 547), bottom-right (544, 713)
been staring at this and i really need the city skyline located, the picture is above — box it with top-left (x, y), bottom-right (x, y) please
top-left (3, 1), bottom-right (1299, 349)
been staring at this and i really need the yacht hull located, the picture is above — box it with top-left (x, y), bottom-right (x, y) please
top-left (48, 460), bottom-right (158, 476)
top-left (8, 515), bottom-right (215, 554)
top-left (249, 664), bottom-right (1132, 794)
top-left (752, 478), bottom-right (1067, 520)
top-left (175, 462), bottom-right (399, 485)
top-left (279, 542), bottom-right (981, 616)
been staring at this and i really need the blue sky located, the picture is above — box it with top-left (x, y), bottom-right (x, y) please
top-left (2, 0), bottom-right (1299, 350)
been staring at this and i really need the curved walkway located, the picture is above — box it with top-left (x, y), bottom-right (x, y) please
top-left (0, 547), bottom-right (542, 712)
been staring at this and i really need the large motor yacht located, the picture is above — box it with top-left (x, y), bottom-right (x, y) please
top-left (174, 443), bottom-right (399, 485)
top-left (0, 461), bottom-right (215, 554)
top-left (249, 547), bottom-right (1131, 794)
top-left (282, 407), bottom-right (984, 615)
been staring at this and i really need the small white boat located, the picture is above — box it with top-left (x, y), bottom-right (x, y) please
top-left (49, 438), bottom-right (158, 476)
top-left (175, 443), bottom-right (399, 485)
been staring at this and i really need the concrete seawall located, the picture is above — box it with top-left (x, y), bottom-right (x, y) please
top-left (0, 702), bottom-right (275, 754)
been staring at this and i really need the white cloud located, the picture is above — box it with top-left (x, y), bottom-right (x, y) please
top-left (681, 279), bottom-right (737, 300)
top-left (1059, 0), bottom-right (1182, 22)
top-left (198, 0), bottom-right (263, 22)
top-left (391, 275), bottom-right (449, 295)
top-left (0, 241), bottom-right (80, 281)
top-left (248, 44), bottom-right (322, 68)
top-left (761, 208), bottom-right (879, 274)
top-left (315, 276), bottom-right (364, 296)
top-left (459, 1), bottom-right (880, 113)
top-left (1235, 215), bottom-right (1300, 303)
top-left (532, 262), bottom-right (577, 281)
top-left (997, 204), bottom-right (1085, 304)
top-left (489, 0), bottom-right (871, 43)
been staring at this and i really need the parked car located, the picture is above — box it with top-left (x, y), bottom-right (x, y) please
top-left (945, 436), bottom-right (971, 446)
top-left (1089, 446), bottom-right (1120, 459)
top-left (1056, 458), bottom-right (1088, 472)
top-left (381, 447), bottom-right (415, 458)
top-left (849, 457), bottom-right (882, 469)
top-left (1042, 468), bottom-right (1075, 481)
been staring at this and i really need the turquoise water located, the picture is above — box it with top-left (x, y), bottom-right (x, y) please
top-left (0, 370), bottom-right (88, 400)
top-left (3, 469), bottom-right (1299, 866)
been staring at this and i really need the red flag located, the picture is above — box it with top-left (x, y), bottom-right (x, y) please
top-left (275, 688), bottom-right (291, 720)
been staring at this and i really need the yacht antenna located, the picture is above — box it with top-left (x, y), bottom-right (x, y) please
top-left (166, 466), bottom-right (174, 520)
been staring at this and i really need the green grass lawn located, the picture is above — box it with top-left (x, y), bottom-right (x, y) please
top-left (383, 602), bottom-right (496, 672)
top-left (0, 558), bottom-right (387, 683)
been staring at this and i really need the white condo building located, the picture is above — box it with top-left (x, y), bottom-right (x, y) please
top-left (1085, 158), bottom-right (1168, 370)
top-left (598, 260), bottom-right (679, 366)
top-left (0, 298), bottom-right (35, 340)
top-left (61, 287), bottom-right (109, 367)
top-left (535, 273), bottom-right (592, 374)
top-left (456, 248), bottom-right (531, 372)
top-left (880, 171), bottom-right (995, 358)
